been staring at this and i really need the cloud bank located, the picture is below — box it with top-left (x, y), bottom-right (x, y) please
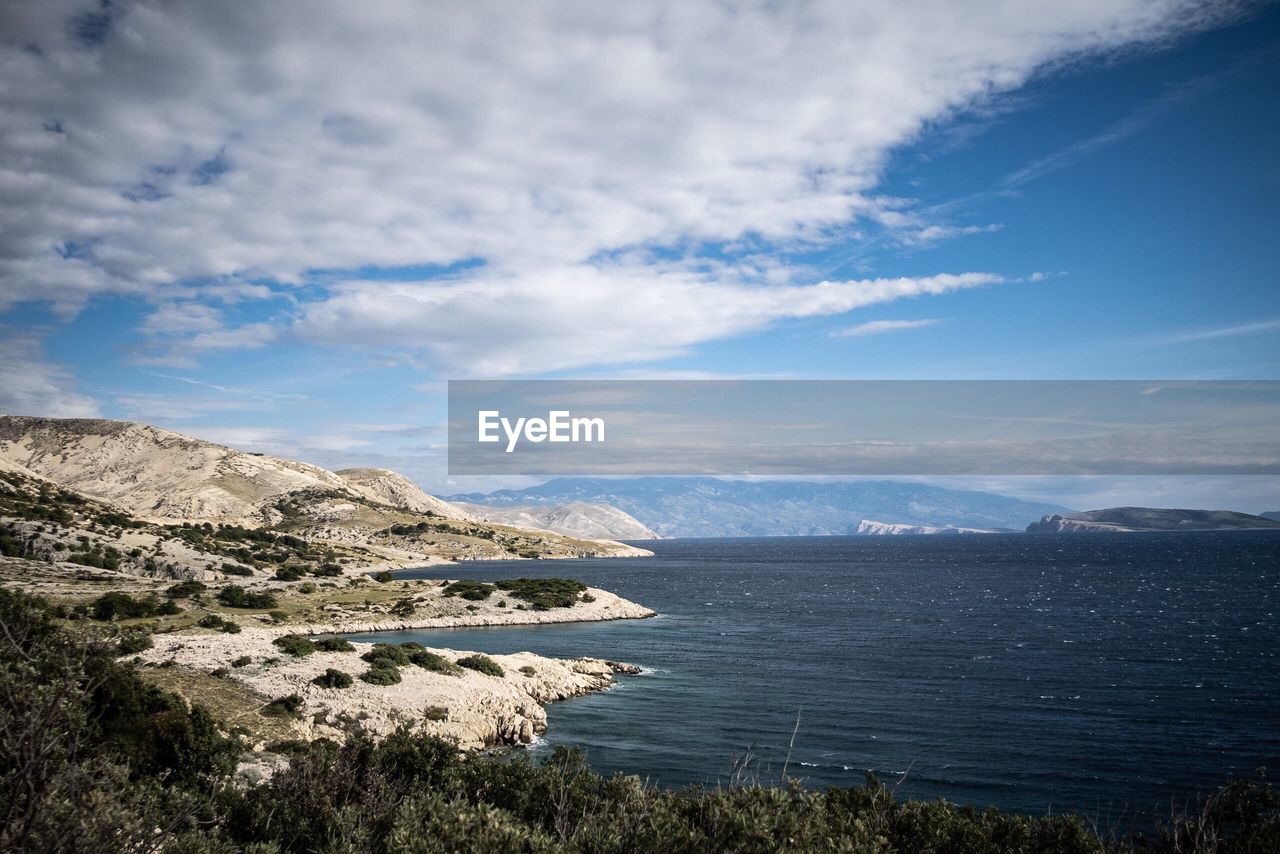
top-left (0, 0), bottom-right (1245, 374)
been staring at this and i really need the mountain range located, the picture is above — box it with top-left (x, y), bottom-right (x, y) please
top-left (445, 477), bottom-right (1073, 538)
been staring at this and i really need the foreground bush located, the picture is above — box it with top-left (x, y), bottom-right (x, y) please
top-left (2, 588), bottom-right (1278, 853)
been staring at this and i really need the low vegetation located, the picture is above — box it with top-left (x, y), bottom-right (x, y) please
top-left (497, 577), bottom-right (589, 610)
top-left (457, 653), bottom-right (505, 678)
top-left (1, 588), bottom-right (1278, 852)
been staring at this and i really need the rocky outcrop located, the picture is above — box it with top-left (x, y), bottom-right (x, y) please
top-left (139, 625), bottom-right (643, 750)
top-left (1027, 507), bottom-right (1280, 533)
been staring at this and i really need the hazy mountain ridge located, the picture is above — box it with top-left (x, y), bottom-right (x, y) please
top-left (1027, 507), bottom-right (1280, 533)
top-left (452, 501), bottom-right (659, 540)
top-left (446, 477), bottom-right (1072, 537)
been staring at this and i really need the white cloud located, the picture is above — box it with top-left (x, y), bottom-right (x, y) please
top-left (833, 318), bottom-right (943, 338)
top-left (1156, 318), bottom-right (1280, 345)
top-left (0, 333), bottom-right (101, 417)
top-left (0, 1), bottom-right (1246, 369)
top-left (296, 270), bottom-right (999, 375)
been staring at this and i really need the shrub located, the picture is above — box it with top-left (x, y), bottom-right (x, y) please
top-left (518, 665), bottom-right (536, 677)
top-left (89, 592), bottom-right (158, 621)
top-left (423, 705), bottom-right (448, 722)
top-left (273, 635), bottom-right (316, 657)
top-left (298, 582), bottom-right (317, 594)
top-left (196, 614), bottom-right (225, 629)
top-left (313, 637), bottom-right (354, 652)
top-left (216, 585), bottom-right (277, 609)
top-left (312, 668), bottom-right (353, 689)
top-left (360, 664), bottom-right (402, 685)
top-left (442, 579), bottom-right (494, 601)
top-left (231, 655), bottom-right (252, 668)
top-left (495, 577), bottom-right (587, 610)
top-left (361, 643), bottom-right (412, 667)
top-left (391, 599), bottom-right (416, 618)
top-left (268, 610), bottom-right (288, 624)
top-left (221, 563), bottom-right (254, 577)
top-left (274, 566), bottom-right (304, 582)
top-left (166, 580), bottom-right (207, 599)
top-left (372, 570), bottom-right (394, 583)
top-left (313, 562), bottom-right (343, 577)
top-left (261, 694), bottom-right (304, 718)
top-left (220, 621), bottom-right (242, 634)
top-left (409, 649), bottom-right (462, 676)
top-left (117, 629), bottom-right (153, 655)
top-left (456, 654), bottom-right (504, 678)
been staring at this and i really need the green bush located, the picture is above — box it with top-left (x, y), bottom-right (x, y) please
top-left (314, 637), bottom-right (355, 653)
top-left (274, 566), bottom-right (304, 582)
top-left (361, 643), bottom-right (413, 667)
top-left (216, 585), bottom-right (277, 609)
top-left (409, 649), bottom-right (462, 676)
top-left (372, 570), bottom-right (394, 583)
top-left (89, 592), bottom-right (159, 621)
top-left (116, 629), bottom-right (153, 655)
top-left (391, 598), bottom-right (416, 618)
top-left (456, 654), bottom-right (504, 678)
top-left (262, 694), bottom-right (304, 718)
top-left (220, 620), bottom-right (242, 634)
top-left (360, 664), bottom-right (402, 685)
top-left (273, 635), bottom-right (316, 657)
top-left (518, 665), bottom-right (536, 677)
top-left (495, 577), bottom-right (588, 610)
top-left (313, 668), bottom-right (353, 689)
top-left (423, 705), bottom-right (448, 722)
top-left (442, 579), bottom-right (494, 601)
top-left (196, 614), bottom-right (225, 629)
top-left (166, 580), bottom-right (207, 599)
top-left (231, 655), bottom-right (252, 668)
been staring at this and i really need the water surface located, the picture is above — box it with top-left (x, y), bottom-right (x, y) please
top-left (350, 533), bottom-right (1280, 824)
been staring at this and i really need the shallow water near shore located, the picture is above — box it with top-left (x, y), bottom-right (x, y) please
top-left (351, 533), bottom-right (1280, 825)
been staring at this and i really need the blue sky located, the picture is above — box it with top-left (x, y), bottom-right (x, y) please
top-left (1, 1), bottom-right (1277, 510)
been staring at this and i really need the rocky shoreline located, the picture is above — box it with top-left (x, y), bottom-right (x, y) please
top-left (135, 584), bottom-right (655, 752)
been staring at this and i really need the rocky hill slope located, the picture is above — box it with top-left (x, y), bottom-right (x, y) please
top-left (0, 416), bottom-right (649, 568)
top-left (1027, 507), bottom-right (1280, 533)
top-left (452, 501), bottom-right (658, 540)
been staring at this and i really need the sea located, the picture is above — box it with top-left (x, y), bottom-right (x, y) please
top-left (348, 533), bottom-right (1280, 827)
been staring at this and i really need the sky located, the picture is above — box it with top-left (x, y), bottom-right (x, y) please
top-left (1, 1), bottom-right (1278, 511)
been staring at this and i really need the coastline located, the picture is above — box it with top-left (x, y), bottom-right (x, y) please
top-left (135, 583), bottom-right (655, 752)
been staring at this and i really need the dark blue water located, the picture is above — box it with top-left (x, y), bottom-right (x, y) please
top-left (351, 534), bottom-right (1280, 824)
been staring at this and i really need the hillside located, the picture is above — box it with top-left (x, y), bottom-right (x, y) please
top-left (448, 477), bottom-right (1071, 537)
top-left (1027, 507), bottom-right (1280, 533)
top-left (453, 501), bottom-right (659, 540)
top-left (0, 416), bottom-right (649, 567)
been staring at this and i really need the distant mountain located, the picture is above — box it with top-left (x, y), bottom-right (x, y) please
top-left (1263, 511), bottom-right (1280, 522)
top-left (444, 477), bottom-right (1071, 538)
top-left (1027, 507), bottom-right (1280, 533)
top-left (452, 501), bottom-right (659, 540)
